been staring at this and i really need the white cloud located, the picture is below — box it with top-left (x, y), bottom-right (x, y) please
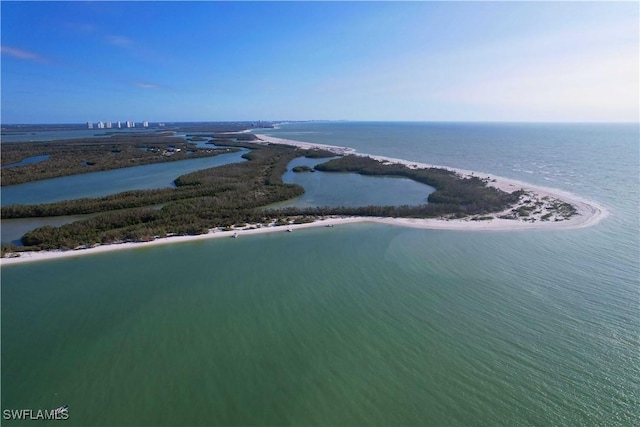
top-left (434, 47), bottom-right (639, 121)
top-left (106, 35), bottom-right (134, 47)
top-left (135, 82), bottom-right (159, 89)
top-left (314, 17), bottom-right (639, 121)
top-left (1, 46), bottom-right (47, 63)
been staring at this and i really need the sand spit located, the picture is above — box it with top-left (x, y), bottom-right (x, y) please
top-left (1, 134), bottom-right (608, 265)
top-left (254, 134), bottom-right (608, 230)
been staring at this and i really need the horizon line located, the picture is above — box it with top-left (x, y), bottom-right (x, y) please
top-left (2, 119), bottom-right (639, 127)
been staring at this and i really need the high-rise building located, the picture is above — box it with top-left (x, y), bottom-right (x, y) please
top-left (97, 121), bottom-right (105, 129)
top-left (87, 121), bottom-right (94, 129)
top-left (106, 122), bottom-right (112, 129)
top-left (143, 121), bottom-right (149, 128)
top-left (117, 121), bottom-right (121, 129)
top-left (126, 121), bottom-right (135, 128)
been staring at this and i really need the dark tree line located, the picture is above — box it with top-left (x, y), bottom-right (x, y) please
top-left (314, 155), bottom-right (521, 215)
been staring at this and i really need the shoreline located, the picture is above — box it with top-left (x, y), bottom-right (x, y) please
top-left (1, 134), bottom-right (608, 266)
top-left (254, 133), bottom-right (608, 228)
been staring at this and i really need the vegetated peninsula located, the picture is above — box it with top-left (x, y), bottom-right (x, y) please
top-left (1, 128), bottom-right (605, 261)
top-left (1, 133), bottom-right (246, 186)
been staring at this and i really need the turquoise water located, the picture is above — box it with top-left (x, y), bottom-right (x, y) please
top-left (1, 149), bottom-right (247, 206)
top-left (2, 122), bottom-right (638, 426)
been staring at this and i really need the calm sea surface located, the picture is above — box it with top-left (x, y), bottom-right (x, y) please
top-left (2, 122), bottom-right (638, 426)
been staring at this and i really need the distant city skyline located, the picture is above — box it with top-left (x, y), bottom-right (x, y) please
top-left (86, 120), bottom-right (150, 129)
top-left (1, 1), bottom-right (638, 124)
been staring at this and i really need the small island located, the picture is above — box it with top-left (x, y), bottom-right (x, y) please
top-left (292, 165), bottom-right (316, 173)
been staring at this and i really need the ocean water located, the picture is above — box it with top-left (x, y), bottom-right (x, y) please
top-left (2, 122), bottom-right (638, 426)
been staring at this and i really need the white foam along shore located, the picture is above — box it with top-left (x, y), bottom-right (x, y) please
top-left (1, 134), bottom-right (608, 266)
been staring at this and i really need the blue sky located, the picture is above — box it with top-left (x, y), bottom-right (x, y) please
top-left (1, 1), bottom-right (638, 124)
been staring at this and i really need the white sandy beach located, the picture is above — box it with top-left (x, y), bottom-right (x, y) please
top-left (1, 134), bottom-right (608, 266)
